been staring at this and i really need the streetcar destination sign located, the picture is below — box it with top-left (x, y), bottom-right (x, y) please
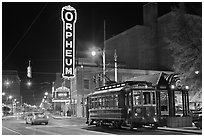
top-left (61, 5), bottom-right (77, 79)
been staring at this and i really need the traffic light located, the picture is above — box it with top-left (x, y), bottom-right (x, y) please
top-left (27, 66), bottom-right (32, 78)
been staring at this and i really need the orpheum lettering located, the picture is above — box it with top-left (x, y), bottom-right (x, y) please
top-left (61, 5), bottom-right (77, 79)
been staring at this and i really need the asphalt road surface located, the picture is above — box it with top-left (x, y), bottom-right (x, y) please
top-left (2, 117), bottom-right (197, 135)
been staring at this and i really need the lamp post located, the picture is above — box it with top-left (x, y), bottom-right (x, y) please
top-left (91, 48), bottom-right (106, 86)
top-left (81, 64), bottom-right (84, 117)
top-left (102, 48), bottom-right (106, 86)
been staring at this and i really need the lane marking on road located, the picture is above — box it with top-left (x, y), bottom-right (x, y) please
top-left (25, 126), bottom-right (60, 135)
top-left (80, 129), bottom-right (114, 135)
top-left (26, 124), bottom-right (86, 128)
top-left (2, 126), bottom-right (22, 135)
top-left (25, 125), bottom-right (113, 135)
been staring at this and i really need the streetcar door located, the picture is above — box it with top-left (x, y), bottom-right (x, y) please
top-left (125, 91), bottom-right (133, 123)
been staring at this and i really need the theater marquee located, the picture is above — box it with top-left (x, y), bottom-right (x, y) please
top-left (61, 5), bottom-right (77, 79)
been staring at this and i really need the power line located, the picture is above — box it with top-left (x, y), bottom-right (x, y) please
top-left (3, 3), bottom-right (48, 64)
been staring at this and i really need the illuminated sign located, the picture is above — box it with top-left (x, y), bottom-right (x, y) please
top-left (55, 87), bottom-right (70, 99)
top-left (57, 92), bottom-right (69, 98)
top-left (61, 5), bottom-right (77, 79)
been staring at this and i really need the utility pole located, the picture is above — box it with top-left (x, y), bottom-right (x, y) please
top-left (114, 49), bottom-right (118, 82)
top-left (21, 96), bottom-right (23, 107)
top-left (103, 20), bottom-right (106, 86)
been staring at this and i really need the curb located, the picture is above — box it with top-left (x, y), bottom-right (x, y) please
top-left (2, 116), bottom-right (17, 120)
top-left (51, 115), bottom-right (86, 120)
top-left (157, 127), bottom-right (202, 134)
top-left (51, 115), bottom-right (72, 119)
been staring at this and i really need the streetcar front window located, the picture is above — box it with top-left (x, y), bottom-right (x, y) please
top-left (143, 91), bottom-right (156, 105)
top-left (133, 91), bottom-right (142, 105)
top-left (133, 90), bottom-right (156, 106)
top-left (143, 92), bottom-right (151, 104)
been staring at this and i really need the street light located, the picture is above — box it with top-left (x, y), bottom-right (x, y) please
top-left (2, 92), bottom-right (5, 96)
top-left (45, 92), bottom-right (48, 96)
top-left (26, 80), bottom-right (32, 87)
top-left (4, 80), bottom-right (11, 88)
top-left (91, 51), bottom-right (97, 56)
top-left (8, 95), bottom-right (13, 99)
top-left (195, 71), bottom-right (199, 75)
top-left (185, 86), bottom-right (189, 90)
top-left (171, 85), bottom-right (175, 90)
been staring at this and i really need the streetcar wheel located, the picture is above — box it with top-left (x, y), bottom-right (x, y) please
top-left (96, 121), bottom-right (100, 127)
top-left (115, 122), bottom-right (122, 129)
top-left (152, 124), bottom-right (158, 129)
top-left (130, 123), bottom-right (134, 130)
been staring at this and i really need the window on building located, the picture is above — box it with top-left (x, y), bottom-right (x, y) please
top-left (84, 79), bottom-right (89, 89)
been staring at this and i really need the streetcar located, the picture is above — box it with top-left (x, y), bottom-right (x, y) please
top-left (86, 81), bottom-right (159, 129)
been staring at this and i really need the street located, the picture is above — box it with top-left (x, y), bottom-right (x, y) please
top-left (2, 116), bottom-right (200, 135)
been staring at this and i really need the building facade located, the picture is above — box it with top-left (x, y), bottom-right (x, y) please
top-left (52, 58), bottom-right (172, 117)
top-left (51, 2), bottom-right (201, 117)
top-left (105, 3), bottom-right (201, 71)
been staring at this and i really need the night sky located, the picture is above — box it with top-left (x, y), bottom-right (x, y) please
top-left (2, 2), bottom-right (201, 105)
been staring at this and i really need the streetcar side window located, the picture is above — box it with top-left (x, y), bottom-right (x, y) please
top-left (99, 97), bottom-right (102, 108)
top-left (92, 97), bottom-right (94, 108)
top-left (94, 97), bottom-right (97, 108)
top-left (110, 95), bottom-right (114, 108)
top-left (105, 95), bottom-right (109, 108)
top-left (102, 96), bottom-right (105, 108)
top-left (115, 94), bottom-right (119, 107)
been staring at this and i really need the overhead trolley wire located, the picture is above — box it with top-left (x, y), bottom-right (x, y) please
top-left (3, 3), bottom-right (48, 65)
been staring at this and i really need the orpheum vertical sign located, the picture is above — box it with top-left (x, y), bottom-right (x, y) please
top-left (61, 5), bottom-right (77, 79)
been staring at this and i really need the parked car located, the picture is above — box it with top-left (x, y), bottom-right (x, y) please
top-left (25, 112), bottom-right (49, 125)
